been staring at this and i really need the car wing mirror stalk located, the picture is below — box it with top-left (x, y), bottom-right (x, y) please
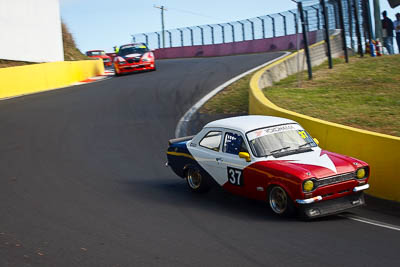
top-left (239, 152), bottom-right (251, 162)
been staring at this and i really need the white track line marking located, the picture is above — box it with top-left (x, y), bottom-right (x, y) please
top-left (340, 214), bottom-right (400, 232)
top-left (174, 52), bottom-right (291, 138)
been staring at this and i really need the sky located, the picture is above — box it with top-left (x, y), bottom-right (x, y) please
top-left (60, 0), bottom-right (400, 53)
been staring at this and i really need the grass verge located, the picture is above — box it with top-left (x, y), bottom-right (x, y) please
top-left (265, 56), bottom-right (400, 137)
top-left (200, 73), bottom-right (252, 114)
top-left (201, 55), bottom-right (400, 137)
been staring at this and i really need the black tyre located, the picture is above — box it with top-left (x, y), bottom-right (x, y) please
top-left (268, 185), bottom-right (295, 216)
top-left (185, 168), bottom-right (210, 193)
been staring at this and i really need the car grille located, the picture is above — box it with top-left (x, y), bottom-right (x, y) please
top-left (315, 172), bottom-right (355, 188)
top-left (126, 58), bottom-right (140, 63)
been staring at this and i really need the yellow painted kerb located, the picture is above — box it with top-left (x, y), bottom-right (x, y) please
top-left (249, 49), bottom-right (400, 202)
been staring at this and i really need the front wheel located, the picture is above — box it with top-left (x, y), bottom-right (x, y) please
top-left (185, 168), bottom-right (210, 193)
top-left (268, 185), bottom-right (295, 216)
top-left (114, 66), bottom-right (121, 76)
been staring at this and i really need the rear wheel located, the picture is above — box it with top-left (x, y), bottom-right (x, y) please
top-left (185, 168), bottom-right (210, 193)
top-left (268, 185), bottom-right (295, 216)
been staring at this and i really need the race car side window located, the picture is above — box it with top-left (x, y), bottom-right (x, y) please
top-left (199, 131), bottom-right (222, 152)
top-left (223, 132), bottom-right (248, 155)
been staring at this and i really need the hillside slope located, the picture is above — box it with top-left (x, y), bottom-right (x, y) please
top-left (62, 22), bottom-right (88, 61)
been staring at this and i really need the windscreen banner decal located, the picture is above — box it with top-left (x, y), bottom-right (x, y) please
top-left (122, 44), bottom-right (147, 49)
top-left (247, 124), bottom-right (303, 141)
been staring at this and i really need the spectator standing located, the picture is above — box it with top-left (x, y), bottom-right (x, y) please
top-left (394, 13), bottom-right (400, 53)
top-left (382, 10), bottom-right (394, 55)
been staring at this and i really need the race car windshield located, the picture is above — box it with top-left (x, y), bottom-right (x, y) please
top-left (119, 46), bottom-right (149, 56)
top-left (246, 124), bottom-right (317, 157)
top-left (88, 51), bottom-right (105, 55)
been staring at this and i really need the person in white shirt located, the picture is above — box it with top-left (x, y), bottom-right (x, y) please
top-left (394, 13), bottom-right (400, 53)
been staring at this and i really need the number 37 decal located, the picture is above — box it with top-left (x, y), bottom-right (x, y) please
top-left (227, 167), bottom-right (243, 186)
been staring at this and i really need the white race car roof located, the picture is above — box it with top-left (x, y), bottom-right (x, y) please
top-left (203, 115), bottom-right (297, 133)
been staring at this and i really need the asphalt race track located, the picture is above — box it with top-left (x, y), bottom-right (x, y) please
top-left (1, 53), bottom-right (399, 267)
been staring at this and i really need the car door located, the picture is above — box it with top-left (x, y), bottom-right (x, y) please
top-left (187, 129), bottom-right (227, 185)
top-left (220, 130), bottom-right (252, 194)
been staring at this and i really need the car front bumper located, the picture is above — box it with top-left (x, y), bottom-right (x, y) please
top-left (298, 191), bottom-right (366, 218)
top-left (116, 62), bottom-right (155, 73)
top-left (296, 184), bottom-right (369, 218)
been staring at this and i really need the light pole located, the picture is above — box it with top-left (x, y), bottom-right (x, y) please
top-left (154, 5), bottom-right (167, 48)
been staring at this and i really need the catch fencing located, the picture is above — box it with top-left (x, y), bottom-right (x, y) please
top-left (131, 0), bottom-right (368, 56)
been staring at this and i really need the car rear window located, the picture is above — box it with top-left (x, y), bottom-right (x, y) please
top-left (199, 131), bottom-right (222, 151)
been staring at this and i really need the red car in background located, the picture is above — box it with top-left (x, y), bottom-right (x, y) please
top-left (86, 50), bottom-right (112, 67)
top-left (113, 43), bottom-right (156, 76)
top-left (106, 52), bottom-right (117, 62)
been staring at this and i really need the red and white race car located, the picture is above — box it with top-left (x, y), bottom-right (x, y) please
top-left (86, 50), bottom-right (112, 67)
top-left (113, 43), bottom-right (156, 76)
top-left (166, 116), bottom-right (370, 219)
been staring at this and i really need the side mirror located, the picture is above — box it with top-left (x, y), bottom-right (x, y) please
top-left (313, 138), bottom-right (320, 146)
top-left (239, 152), bottom-right (251, 162)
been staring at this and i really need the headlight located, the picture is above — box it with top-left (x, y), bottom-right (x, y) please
top-left (303, 180), bottom-right (314, 192)
top-left (356, 168), bottom-right (367, 179)
top-left (142, 58), bottom-right (150, 62)
top-left (118, 61), bottom-right (127, 65)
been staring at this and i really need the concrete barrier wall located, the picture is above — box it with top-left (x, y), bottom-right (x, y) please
top-left (0, 60), bottom-right (104, 100)
top-left (154, 32), bottom-right (319, 59)
top-left (258, 34), bottom-right (343, 87)
top-left (249, 36), bottom-right (400, 202)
